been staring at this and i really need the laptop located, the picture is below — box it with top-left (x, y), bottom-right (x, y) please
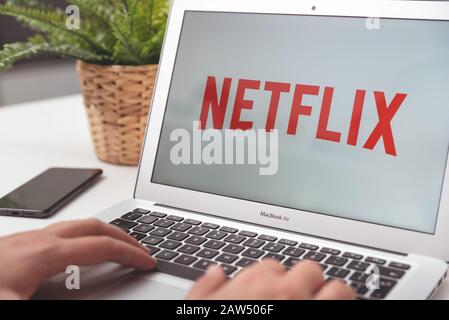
top-left (37, 0), bottom-right (449, 300)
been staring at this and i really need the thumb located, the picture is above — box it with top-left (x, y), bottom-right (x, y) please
top-left (187, 265), bottom-right (227, 299)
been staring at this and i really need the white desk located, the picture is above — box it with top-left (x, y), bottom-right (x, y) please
top-left (0, 95), bottom-right (138, 235)
top-left (0, 95), bottom-right (448, 299)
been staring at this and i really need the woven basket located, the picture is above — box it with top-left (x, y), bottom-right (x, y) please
top-left (77, 60), bottom-right (157, 165)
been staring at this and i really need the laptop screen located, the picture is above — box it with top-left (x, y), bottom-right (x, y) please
top-left (152, 11), bottom-right (449, 234)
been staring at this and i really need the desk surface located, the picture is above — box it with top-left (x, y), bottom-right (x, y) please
top-left (0, 95), bottom-right (448, 299)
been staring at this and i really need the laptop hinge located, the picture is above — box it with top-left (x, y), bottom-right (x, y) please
top-left (154, 203), bottom-right (408, 257)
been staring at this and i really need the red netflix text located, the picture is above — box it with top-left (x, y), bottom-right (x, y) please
top-left (199, 76), bottom-right (407, 157)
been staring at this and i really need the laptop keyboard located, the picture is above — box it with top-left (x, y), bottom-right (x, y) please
top-left (110, 208), bottom-right (411, 300)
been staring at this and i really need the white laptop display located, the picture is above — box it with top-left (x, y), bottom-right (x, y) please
top-left (38, 0), bottom-right (449, 300)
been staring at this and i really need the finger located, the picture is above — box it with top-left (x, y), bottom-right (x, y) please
top-left (44, 236), bottom-right (157, 277)
top-left (284, 261), bottom-right (325, 297)
top-left (46, 219), bottom-right (145, 250)
top-left (0, 290), bottom-right (21, 300)
top-left (314, 280), bottom-right (356, 300)
top-left (237, 258), bottom-right (285, 279)
top-left (204, 260), bottom-right (287, 300)
top-left (187, 265), bottom-right (227, 300)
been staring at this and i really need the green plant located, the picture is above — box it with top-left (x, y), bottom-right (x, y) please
top-left (0, 0), bottom-right (169, 70)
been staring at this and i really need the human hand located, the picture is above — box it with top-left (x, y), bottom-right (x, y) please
top-left (0, 219), bottom-right (156, 300)
top-left (188, 260), bottom-right (355, 300)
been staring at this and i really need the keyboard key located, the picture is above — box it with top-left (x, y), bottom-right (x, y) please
top-left (160, 240), bottom-right (182, 250)
top-left (239, 231), bottom-right (257, 237)
top-left (321, 247), bottom-right (341, 255)
top-left (242, 238), bottom-right (265, 248)
top-left (325, 256), bottom-right (348, 267)
top-left (133, 224), bottom-right (154, 233)
top-left (370, 289), bottom-right (389, 299)
top-left (216, 253), bottom-right (239, 264)
top-left (299, 243), bottom-right (319, 251)
top-left (206, 230), bottom-right (227, 240)
top-left (283, 247), bottom-right (305, 257)
top-left (193, 259), bottom-right (217, 270)
top-left (224, 234), bottom-right (246, 244)
top-left (284, 257), bottom-right (301, 268)
top-left (178, 244), bottom-right (200, 254)
top-left (110, 219), bottom-right (138, 230)
top-left (129, 232), bottom-right (146, 241)
top-left (121, 212), bottom-right (143, 221)
top-left (202, 222), bottom-right (219, 229)
top-left (326, 267), bottom-right (350, 279)
top-left (174, 254), bottom-right (197, 265)
top-left (222, 244), bottom-right (245, 254)
top-left (184, 219), bottom-right (201, 225)
top-left (220, 264), bottom-right (238, 275)
top-left (150, 212), bottom-right (167, 218)
top-left (370, 279), bottom-right (397, 299)
top-left (350, 282), bottom-right (369, 295)
top-left (389, 261), bottom-right (411, 270)
top-left (262, 243), bottom-right (285, 253)
top-left (279, 239), bottom-right (298, 246)
top-left (263, 253), bottom-right (285, 262)
top-left (236, 258), bottom-right (257, 268)
top-left (343, 252), bottom-right (363, 260)
top-left (133, 208), bottom-right (151, 214)
top-left (204, 240), bottom-right (226, 250)
top-left (378, 266), bottom-right (405, 279)
top-left (166, 215), bottom-right (183, 222)
top-left (347, 261), bottom-right (370, 272)
top-left (350, 272), bottom-right (369, 283)
top-left (150, 228), bottom-right (172, 237)
top-left (379, 277), bottom-right (397, 290)
top-left (188, 227), bottom-right (210, 236)
top-left (220, 226), bottom-right (238, 233)
top-left (170, 223), bottom-right (192, 232)
top-left (185, 236), bottom-right (207, 245)
top-left (137, 215), bottom-right (158, 224)
top-left (120, 229), bottom-right (130, 234)
top-left (319, 264), bottom-right (329, 271)
top-left (242, 248), bottom-right (264, 259)
top-left (142, 236), bottom-right (164, 245)
top-left (145, 245), bottom-right (160, 255)
top-left (154, 219), bottom-right (175, 228)
top-left (197, 249), bottom-right (219, 259)
top-left (366, 257), bottom-right (386, 265)
top-left (303, 251), bottom-right (326, 262)
top-left (369, 280), bottom-right (397, 300)
top-left (156, 260), bottom-right (204, 280)
top-left (156, 250), bottom-right (178, 261)
top-left (167, 232), bottom-right (189, 241)
top-left (258, 235), bottom-right (277, 242)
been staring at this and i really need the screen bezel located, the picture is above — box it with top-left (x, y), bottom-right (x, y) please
top-left (135, 0), bottom-right (449, 260)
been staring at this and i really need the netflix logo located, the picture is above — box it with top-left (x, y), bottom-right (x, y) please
top-left (199, 76), bottom-right (408, 157)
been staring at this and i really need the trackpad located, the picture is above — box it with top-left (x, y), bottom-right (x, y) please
top-left (34, 263), bottom-right (191, 300)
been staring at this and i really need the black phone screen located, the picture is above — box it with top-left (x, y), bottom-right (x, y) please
top-left (0, 168), bottom-right (102, 212)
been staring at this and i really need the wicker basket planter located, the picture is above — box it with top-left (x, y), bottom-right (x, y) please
top-left (77, 60), bottom-right (157, 166)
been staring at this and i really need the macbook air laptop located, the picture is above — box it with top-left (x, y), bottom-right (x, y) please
top-left (38, 0), bottom-right (449, 300)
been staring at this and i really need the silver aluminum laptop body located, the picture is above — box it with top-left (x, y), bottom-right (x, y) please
top-left (37, 0), bottom-right (449, 300)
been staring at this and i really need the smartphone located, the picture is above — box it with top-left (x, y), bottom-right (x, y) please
top-left (0, 168), bottom-right (103, 218)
